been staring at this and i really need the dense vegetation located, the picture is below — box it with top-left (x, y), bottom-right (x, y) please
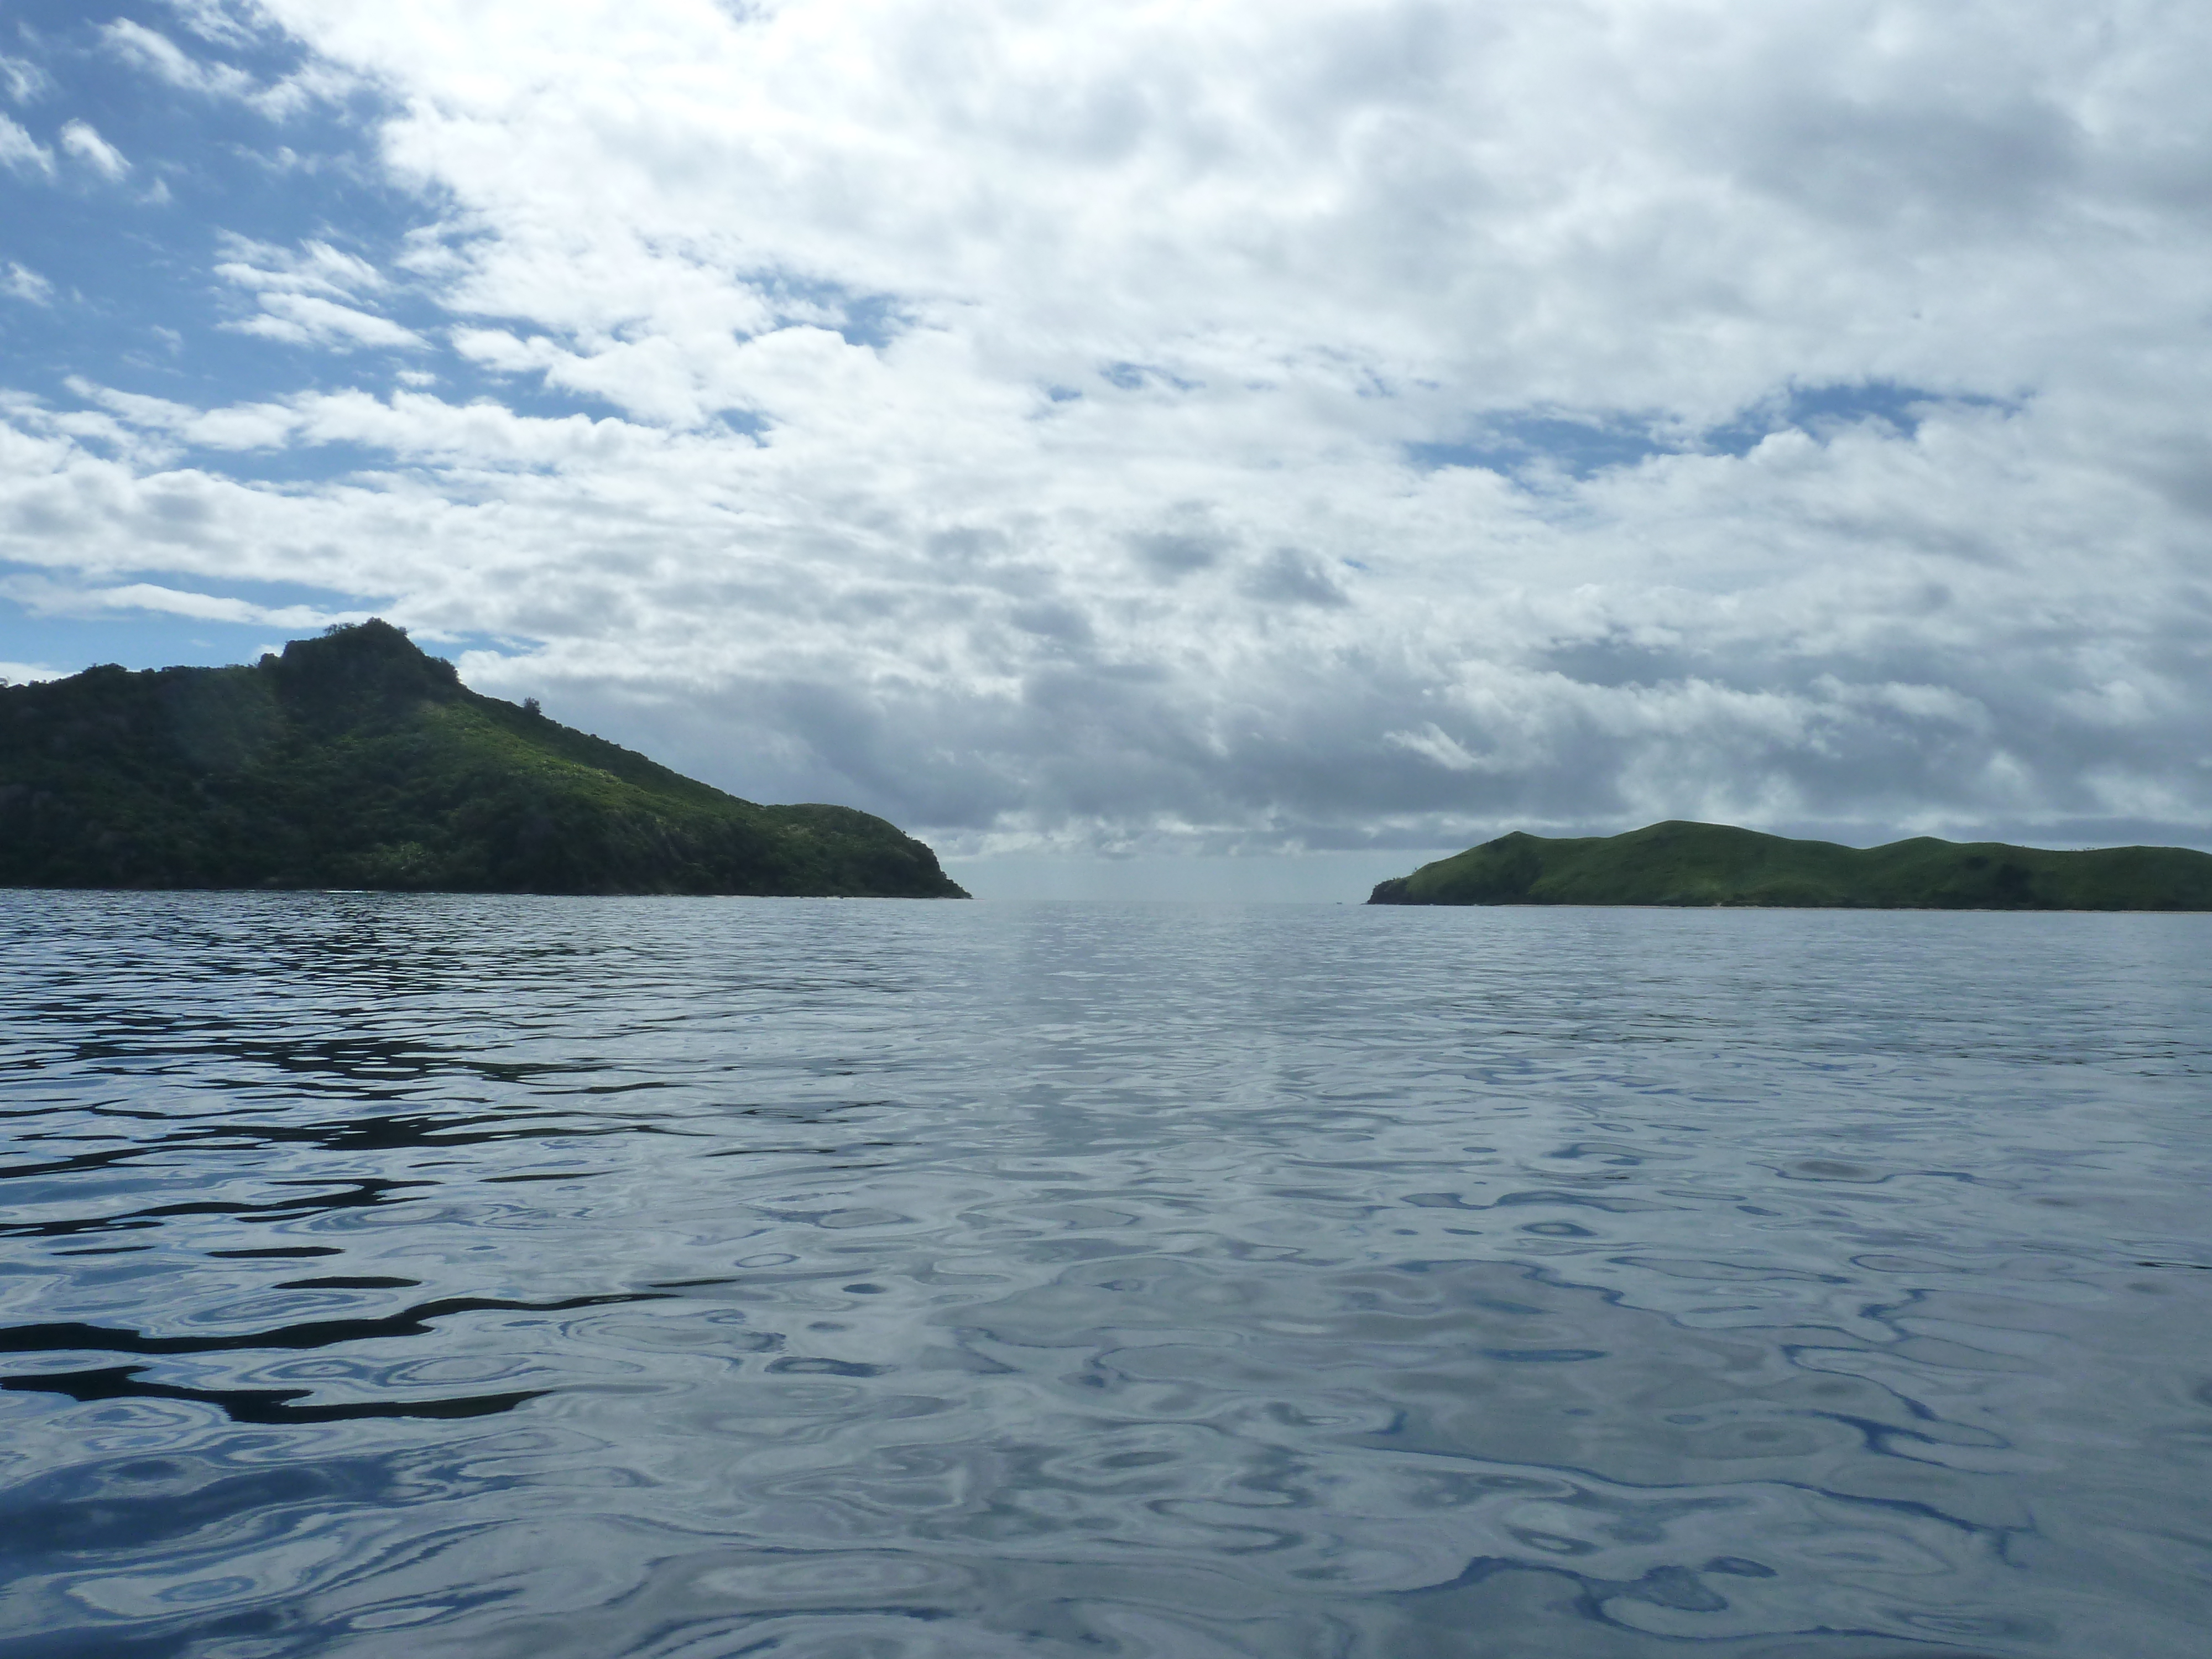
top-left (1368, 820), bottom-right (2212, 910)
top-left (0, 620), bottom-right (967, 897)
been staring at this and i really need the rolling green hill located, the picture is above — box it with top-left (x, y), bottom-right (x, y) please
top-left (0, 620), bottom-right (967, 897)
top-left (1367, 820), bottom-right (2212, 910)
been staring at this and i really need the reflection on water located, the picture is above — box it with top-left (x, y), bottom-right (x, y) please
top-left (2, 893), bottom-right (2209, 1657)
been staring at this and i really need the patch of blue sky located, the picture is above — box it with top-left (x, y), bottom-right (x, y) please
top-left (755, 275), bottom-right (914, 349)
top-left (0, 562), bottom-right (383, 675)
top-left (0, 607), bottom-right (275, 676)
top-left (2, 4), bottom-right (408, 393)
top-left (0, 556), bottom-right (533, 676)
top-left (137, 437), bottom-right (424, 487)
top-left (1100, 361), bottom-right (1201, 393)
top-left (1407, 415), bottom-right (1668, 481)
top-left (710, 404), bottom-right (770, 438)
top-left (1701, 379), bottom-right (2012, 457)
top-left (1407, 382), bottom-right (2009, 481)
top-left (0, 3), bottom-right (670, 481)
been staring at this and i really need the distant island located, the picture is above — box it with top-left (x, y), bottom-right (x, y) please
top-left (0, 620), bottom-right (967, 898)
top-left (1368, 820), bottom-right (2212, 910)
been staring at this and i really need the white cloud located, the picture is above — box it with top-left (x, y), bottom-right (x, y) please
top-left (59, 378), bottom-right (294, 452)
top-left (0, 113), bottom-right (53, 177)
top-left (103, 19), bottom-right (357, 118)
top-left (0, 572), bottom-right (355, 631)
top-left (58, 119), bottom-right (129, 180)
top-left (158, 0), bottom-right (265, 51)
top-left (211, 238), bottom-right (424, 350)
top-left (182, 403), bottom-right (307, 450)
top-left (0, 660), bottom-right (66, 684)
top-left (217, 234), bottom-right (386, 297)
top-left (65, 377), bottom-right (197, 425)
top-left (2, 263), bottom-right (51, 305)
top-left (8, 0), bottom-right (2212, 859)
top-left (1387, 725), bottom-right (1483, 774)
top-left (226, 293), bottom-right (427, 349)
top-left (1, 389), bottom-right (185, 469)
top-left (59, 379), bottom-right (664, 462)
top-left (102, 20), bottom-right (258, 102)
top-left (0, 54), bottom-right (51, 104)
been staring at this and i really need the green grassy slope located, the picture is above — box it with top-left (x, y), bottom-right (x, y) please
top-left (1367, 820), bottom-right (2212, 910)
top-left (0, 620), bottom-right (967, 897)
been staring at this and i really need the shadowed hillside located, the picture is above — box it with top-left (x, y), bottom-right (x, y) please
top-left (1368, 820), bottom-right (2212, 910)
top-left (0, 620), bottom-right (967, 897)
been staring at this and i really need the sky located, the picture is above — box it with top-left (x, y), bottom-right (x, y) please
top-left (2, 0), bottom-right (2209, 899)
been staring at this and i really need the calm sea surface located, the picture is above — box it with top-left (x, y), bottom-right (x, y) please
top-left (2, 894), bottom-right (2209, 1659)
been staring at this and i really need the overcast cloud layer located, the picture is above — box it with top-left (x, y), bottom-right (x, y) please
top-left (3, 0), bottom-right (2209, 882)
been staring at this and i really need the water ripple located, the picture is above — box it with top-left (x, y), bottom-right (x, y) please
top-left (2, 893), bottom-right (2209, 1656)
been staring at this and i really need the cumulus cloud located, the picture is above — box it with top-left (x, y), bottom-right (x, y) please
top-left (216, 234), bottom-right (386, 298)
top-left (0, 113), bottom-right (53, 177)
top-left (2, 263), bottom-right (51, 305)
top-left (102, 16), bottom-right (356, 117)
top-left (102, 20), bottom-right (258, 101)
top-left (213, 237), bottom-right (426, 350)
top-left (157, 0), bottom-right (268, 52)
top-left (227, 292), bottom-right (426, 350)
top-left (0, 54), bottom-right (51, 105)
top-left (4, 0), bottom-right (2212, 859)
top-left (57, 120), bottom-right (128, 180)
top-left (0, 572), bottom-right (356, 632)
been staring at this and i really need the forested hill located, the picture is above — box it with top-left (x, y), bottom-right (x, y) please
top-left (0, 620), bottom-right (967, 897)
top-left (1368, 820), bottom-right (2212, 910)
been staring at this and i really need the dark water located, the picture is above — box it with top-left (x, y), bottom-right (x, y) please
top-left (3, 895), bottom-right (2209, 1659)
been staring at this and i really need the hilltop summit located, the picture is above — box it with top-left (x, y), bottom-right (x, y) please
top-left (1368, 820), bottom-right (2212, 910)
top-left (0, 621), bottom-right (967, 898)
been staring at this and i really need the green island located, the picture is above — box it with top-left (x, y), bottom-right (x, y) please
top-left (1368, 820), bottom-right (2212, 910)
top-left (0, 620), bottom-right (967, 898)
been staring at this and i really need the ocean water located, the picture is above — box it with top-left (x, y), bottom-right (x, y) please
top-left (2, 894), bottom-right (2209, 1659)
